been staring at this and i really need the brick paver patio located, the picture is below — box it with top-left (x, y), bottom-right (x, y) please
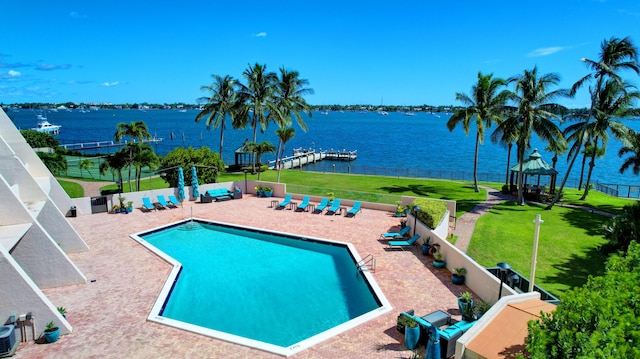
top-left (15, 195), bottom-right (471, 359)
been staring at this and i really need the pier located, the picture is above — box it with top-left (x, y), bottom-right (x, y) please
top-left (268, 149), bottom-right (325, 170)
top-left (268, 148), bottom-right (357, 170)
top-left (59, 137), bottom-right (163, 151)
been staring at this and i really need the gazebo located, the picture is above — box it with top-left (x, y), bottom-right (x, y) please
top-left (233, 140), bottom-right (253, 169)
top-left (510, 149), bottom-right (558, 196)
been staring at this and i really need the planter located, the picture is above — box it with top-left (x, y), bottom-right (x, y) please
top-left (452, 274), bottom-right (465, 285)
top-left (433, 260), bottom-right (446, 268)
top-left (264, 191), bottom-right (273, 198)
top-left (458, 297), bottom-right (475, 322)
top-left (404, 325), bottom-right (420, 350)
top-left (44, 327), bottom-right (60, 343)
top-left (421, 244), bottom-right (431, 256)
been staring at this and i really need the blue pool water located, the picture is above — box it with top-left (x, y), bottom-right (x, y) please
top-left (140, 220), bottom-right (383, 349)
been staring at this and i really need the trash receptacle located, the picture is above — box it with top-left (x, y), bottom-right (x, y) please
top-left (69, 205), bottom-right (77, 217)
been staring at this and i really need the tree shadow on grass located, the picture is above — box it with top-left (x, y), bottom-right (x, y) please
top-left (543, 246), bottom-right (607, 293)
top-left (559, 207), bottom-right (609, 237)
top-left (378, 184), bottom-right (434, 197)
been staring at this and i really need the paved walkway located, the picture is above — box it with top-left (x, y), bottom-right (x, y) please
top-left (57, 177), bottom-right (114, 197)
top-left (453, 186), bottom-right (511, 252)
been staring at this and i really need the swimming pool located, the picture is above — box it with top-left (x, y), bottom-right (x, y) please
top-left (132, 219), bottom-right (391, 356)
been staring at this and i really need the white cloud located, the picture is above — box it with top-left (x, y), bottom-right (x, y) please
top-left (102, 81), bottom-right (120, 87)
top-left (69, 12), bottom-right (87, 19)
top-left (252, 32), bottom-right (267, 37)
top-left (36, 63), bottom-right (72, 71)
top-left (8, 70), bottom-right (21, 77)
top-left (528, 47), bottom-right (564, 57)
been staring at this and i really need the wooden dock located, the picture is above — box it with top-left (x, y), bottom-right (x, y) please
top-left (268, 149), bottom-right (325, 170)
top-left (59, 137), bottom-right (163, 151)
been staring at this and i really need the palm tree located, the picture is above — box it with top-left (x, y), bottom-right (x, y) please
top-left (550, 37), bottom-right (639, 209)
top-left (114, 121), bottom-right (151, 192)
top-left (580, 80), bottom-right (640, 199)
top-left (491, 123), bottom-right (519, 190)
top-left (275, 127), bottom-right (295, 183)
top-left (619, 130), bottom-right (640, 175)
top-left (238, 63), bottom-right (277, 173)
top-left (270, 67), bottom-right (314, 130)
top-left (79, 158), bottom-right (94, 179)
top-left (254, 141), bottom-right (275, 181)
top-left (495, 67), bottom-right (567, 205)
top-left (131, 143), bottom-right (159, 191)
top-left (99, 150), bottom-right (128, 191)
top-left (195, 74), bottom-right (244, 163)
top-left (544, 139), bottom-right (567, 194)
top-left (447, 72), bottom-right (509, 192)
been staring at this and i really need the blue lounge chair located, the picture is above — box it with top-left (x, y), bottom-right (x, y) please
top-left (296, 196), bottom-right (311, 211)
top-left (314, 198), bottom-right (329, 213)
top-left (157, 195), bottom-right (176, 209)
top-left (326, 198), bottom-right (341, 215)
top-left (276, 194), bottom-right (292, 210)
top-left (346, 201), bottom-right (362, 217)
top-left (380, 225), bottom-right (411, 239)
top-left (388, 234), bottom-right (420, 250)
top-left (141, 197), bottom-right (156, 211)
top-left (168, 195), bottom-right (182, 207)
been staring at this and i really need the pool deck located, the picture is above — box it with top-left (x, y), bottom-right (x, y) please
top-left (16, 196), bottom-right (473, 359)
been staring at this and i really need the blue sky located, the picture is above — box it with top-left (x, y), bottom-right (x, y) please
top-left (1, 1), bottom-right (639, 107)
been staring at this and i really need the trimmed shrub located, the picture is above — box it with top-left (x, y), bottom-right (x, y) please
top-left (410, 198), bottom-right (447, 229)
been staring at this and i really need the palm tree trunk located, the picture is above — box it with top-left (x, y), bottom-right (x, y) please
top-left (517, 144), bottom-right (525, 205)
top-left (473, 132), bottom-right (480, 192)
top-left (276, 140), bottom-right (283, 183)
top-left (578, 150), bottom-right (588, 190)
top-left (580, 137), bottom-right (599, 200)
top-left (505, 143), bottom-right (512, 185)
top-left (219, 121), bottom-right (225, 163)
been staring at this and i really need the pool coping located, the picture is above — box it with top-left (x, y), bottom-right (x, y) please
top-left (130, 218), bottom-right (392, 357)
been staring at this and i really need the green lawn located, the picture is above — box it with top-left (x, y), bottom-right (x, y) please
top-left (58, 179), bottom-right (84, 198)
top-left (467, 200), bottom-right (610, 297)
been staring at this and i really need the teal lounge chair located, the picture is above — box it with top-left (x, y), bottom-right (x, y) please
top-left (326, 198), bottom-right (341, 215)
top-left (157, 195), bottom-right (176, 209)
top-left (168, 195), bottom-right (182, 207)
top-left (296, 196), bottom-right (311, 211)
top-left (346, 201), bottom-right (361, 217)
top-left (276, 194), bottom-right (292, 210)
top-left (141, 197), bottom-right (156, 211)
top-left (380, 225), bottom-right (411, 239)
top-left (314, 198), bottom-right (329, 213)
top-left (388, 234), bottom-right (420, 250)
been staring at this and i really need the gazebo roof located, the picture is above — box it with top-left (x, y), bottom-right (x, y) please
top-left (511, 149), bottom-right (558, 175)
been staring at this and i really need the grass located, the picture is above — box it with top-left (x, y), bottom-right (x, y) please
top-left (58, 180), bottom-right (84, 198)
top-left (467, 200), bottom-right (610, 297)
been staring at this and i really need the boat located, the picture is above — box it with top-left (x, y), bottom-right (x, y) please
top-left (31, 120), bottom-right (61, 135)
top-left (404, 112), bottom-right (416, 116)
top-left (325, 149), bottom-right (357, 161)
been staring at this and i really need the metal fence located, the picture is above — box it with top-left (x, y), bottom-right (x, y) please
top-left (596, 182), bottom-right (640, 199)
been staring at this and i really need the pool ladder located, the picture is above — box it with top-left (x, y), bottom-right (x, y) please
top-left (357, 254), bottom-right (376, 273)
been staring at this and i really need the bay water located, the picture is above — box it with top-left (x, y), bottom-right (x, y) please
top-left (7, 108), bottom-right (640, 188)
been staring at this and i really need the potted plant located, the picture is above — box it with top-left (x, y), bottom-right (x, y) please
top-left (57, 306), bottom-right (67, 319)
top-left (43, 321), bottom-right (60, 343)
top-left (112, 204), bottom-right (120, 214)
top-left (263, 186), bottom-right (273, 197)
top-left (126, 201), bottom-right (133, 213)
top-left (254, 185), bottom-right (264, 197)
top-left (452, 267), bottom-right (467, 285)
top-left (421, 236), bottom-right (431, 256)
top-left (327, 192), bottom-right (335, 204)
top-left (397, 314), bottom-right (420, 350)
top-left (118, 196), bottom-right (126, 209)
top-left (458, 291), bottom-right (475, 322)
top-left (400, 218), bottom-right (408, 229)
top-left (433, 251), bottom-right (446, 268)
top-left (474, 301), bottom-right (491, 320)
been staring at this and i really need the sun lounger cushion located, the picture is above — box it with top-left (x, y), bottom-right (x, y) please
top-left (205, 188), bottom-right (233, 201)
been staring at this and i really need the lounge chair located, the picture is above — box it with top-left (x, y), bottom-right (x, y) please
top-left (141, 197), bottom-right (156, 211)
top-left (168, 195), bottom-right (182, 207)
top-left (388, 234), bottom-right (420, 250)
top-left (157, 195), bottom-right (176, 209)
top-left (276, 194), bottom-right (292, 210)
top-left (296, 196), bottom-right (311, 211)
top-left (346, 201), bottom-right (362, 217)
top-left (326, 198), bottom-right (341, 215)
top-left (314, 198), bottom-right (329, 213)
top-left (380, 225), bottom-right (411, 239)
